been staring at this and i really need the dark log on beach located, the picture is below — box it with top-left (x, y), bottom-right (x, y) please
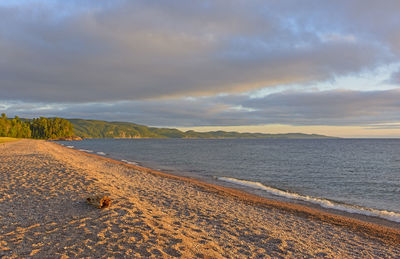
top-left (87, 195), bottom-right (111, 209)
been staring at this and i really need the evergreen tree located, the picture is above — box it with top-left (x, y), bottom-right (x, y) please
top-left (0, 114), bottom-right (73, 139)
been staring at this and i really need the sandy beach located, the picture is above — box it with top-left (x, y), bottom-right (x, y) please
top-left (0, 139), bottom-right (399, 258)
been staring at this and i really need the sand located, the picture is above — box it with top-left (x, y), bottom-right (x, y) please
top-left (0, 139), bottom-right (399, 258)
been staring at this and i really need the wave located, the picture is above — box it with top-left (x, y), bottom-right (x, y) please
top-left (121, 159), bottom-right (138, 165)
top-left (96, 152), bottom-right (106, 155)
top-left (217, 177), bottom-right (400, 223)
top-left (78, 149), bottom-right (93, 153)
top-left (66, 146), bottom-right (74, 148)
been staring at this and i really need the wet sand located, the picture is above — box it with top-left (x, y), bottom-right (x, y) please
top-left (0, 139), bottom-right (399, 258)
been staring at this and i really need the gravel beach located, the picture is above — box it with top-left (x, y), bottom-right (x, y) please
top-left (0, 139), bottom-right (399, 258)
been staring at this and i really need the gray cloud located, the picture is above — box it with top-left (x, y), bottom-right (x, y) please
top-left (388, 69), bottom-right (400, 84)
top-left (242, 89), bottom-right (400, 125)
top-left (365, 125), bottom-right (400, 130)
top-left (3, 89), bottom-right (400, 127)
top-left (0, 0), bottom-right (398, 103)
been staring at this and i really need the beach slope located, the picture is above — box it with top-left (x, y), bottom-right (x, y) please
top-left (0, 140), bottom-right (399, 258)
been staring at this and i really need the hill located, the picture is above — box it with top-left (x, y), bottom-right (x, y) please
top-left (68, 119), bottom-right (336, 139)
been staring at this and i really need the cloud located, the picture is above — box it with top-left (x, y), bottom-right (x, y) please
top-left (0, 0), bottom-right (398, 103)
top-left (365, 124), bottom-right (400, 130)
top-left (388, 68), bottom-right (400, 84)
top-left (242, 89), bottom-right (400, 125)
top-left (3, 89), bottom-right (400, 127)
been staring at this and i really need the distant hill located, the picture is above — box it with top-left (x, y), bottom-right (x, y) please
top-left (68, 119), bottom-right (336, 139)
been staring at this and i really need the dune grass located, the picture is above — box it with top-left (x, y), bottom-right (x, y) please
top-left (0, 137), bottom-right (20, 143)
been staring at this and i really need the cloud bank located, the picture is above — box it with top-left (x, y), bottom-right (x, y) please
top-left (3, 89), bottom-right (400, 127)
top-left (0, 0), bottom-right (399, 103)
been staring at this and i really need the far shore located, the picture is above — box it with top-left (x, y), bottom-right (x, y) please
top-left (0, 139), bottom-right (399, 257)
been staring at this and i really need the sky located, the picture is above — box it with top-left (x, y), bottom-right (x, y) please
top-left (1, 0), bottom-right (400, 137)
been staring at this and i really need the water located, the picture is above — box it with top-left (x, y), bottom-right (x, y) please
top-left (58, 138), bottom-right (400, 222)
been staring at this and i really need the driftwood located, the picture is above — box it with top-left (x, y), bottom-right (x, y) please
top-left (86, 194), bottom-right (111, 209)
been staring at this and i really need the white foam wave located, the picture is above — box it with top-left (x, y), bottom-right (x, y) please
top-left (66, 146), bottom-right (74, 148)
top-left (218, 177), bottom-right (400, 223)
top-left (96, 152), bottom-right (106, 155)
top-left (121, 159), bottom-right (138, 165)
top-left (78, 149), bottom-right (93, 153)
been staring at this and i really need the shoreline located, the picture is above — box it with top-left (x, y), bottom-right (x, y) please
top-left (60, 138), bottom-right (400, 227)
top-left (1, 139), bottom-right (399, 257)
top-left (59, 142), bottom-right (400, 245)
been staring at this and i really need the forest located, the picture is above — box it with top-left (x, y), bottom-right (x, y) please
top-left (0, 113), bottom-right (74, 139)
top-left (0, 114), bottom-right (334, 140)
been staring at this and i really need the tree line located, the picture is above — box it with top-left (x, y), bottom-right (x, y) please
top-left (0, 113), bottom-right (73, 139)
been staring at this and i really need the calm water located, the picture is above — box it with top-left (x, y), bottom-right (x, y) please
top-left (59, 139), bottom-right (400, 222)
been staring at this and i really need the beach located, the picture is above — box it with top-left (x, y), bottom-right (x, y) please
top-left (0, 140), bottom-right (399, 258)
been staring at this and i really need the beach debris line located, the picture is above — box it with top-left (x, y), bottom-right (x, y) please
top-left (86, 194), bottom-right (111, 209)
